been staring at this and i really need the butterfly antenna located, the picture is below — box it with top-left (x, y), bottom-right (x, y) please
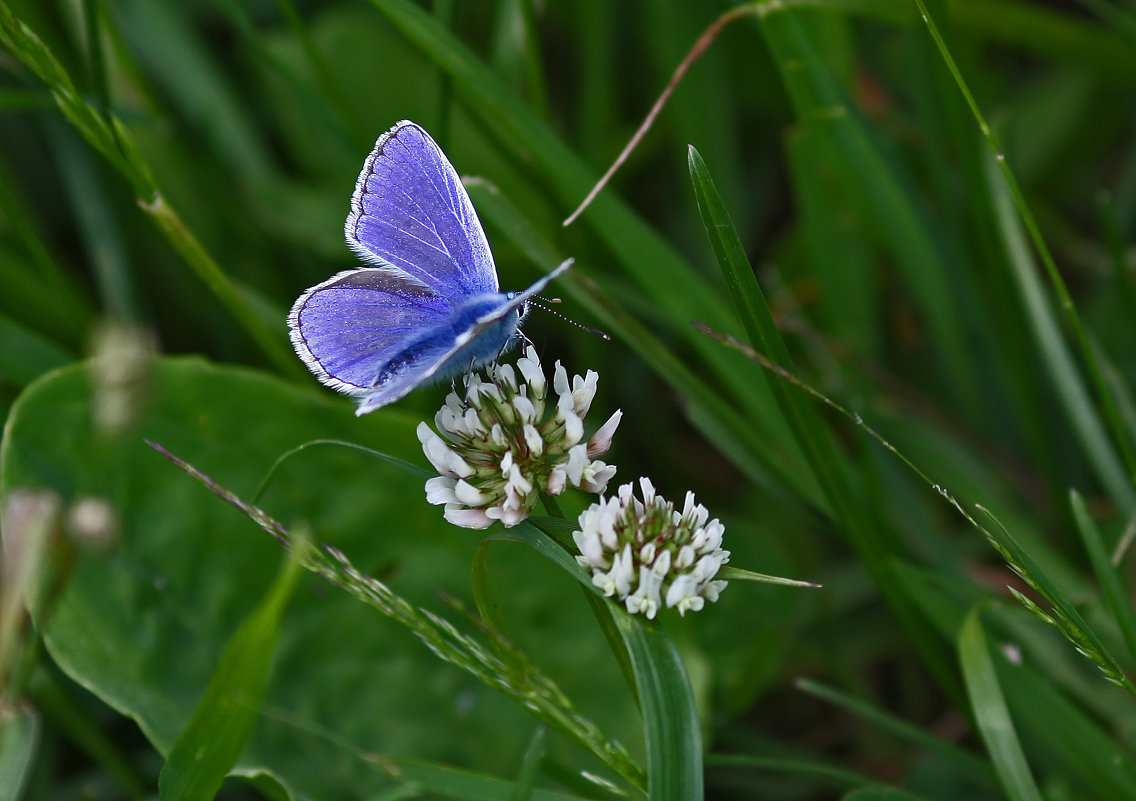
top-left (529, 298), bottom-right (612, 341)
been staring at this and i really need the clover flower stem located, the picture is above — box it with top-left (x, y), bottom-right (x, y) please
top-left (539, 491), bottom-right (565, 520)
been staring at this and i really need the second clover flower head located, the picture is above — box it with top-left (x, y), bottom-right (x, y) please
top-left (418, 346), bottom-right (621, 529)
top-left (573, 478), bottom-right (730, 618)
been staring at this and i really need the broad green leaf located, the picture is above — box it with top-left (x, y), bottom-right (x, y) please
top-left (0, 358), bottom-right (639, 800)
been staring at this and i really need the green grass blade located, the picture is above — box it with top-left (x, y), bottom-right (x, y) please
top-left (0, 2), bottom-right (298, 375)
top-left (958, 608), bottom-right (1044, 801)
top-left (785, 123), bottom-right (878, 359)
top-left (377, 756), bottom-right (603, 800)
top-left (0, 706), bottom-right (39, 801)
top-left (706, 753), bottom-right (876, 791)
top-left (795, 678), bottom-right (997, 788)
top-left (0, 154), bottom-right (93, 348)
top-left (757, 3), bottom-right (976, 409)
top-left (252, 439), bottom-right (432, 504)
top-left (915, 0), bottom-right (1136, 497)
top-left (1070, 490), bottom-right (1136, 669)
top-left (842, 788), bottom-right (931, 801)
top-left (976, 505), bottom-right (1135, 694)
top-left (472, 540), bottom-right (524, 676)
top-left (616, 614), bottom-right (702, 801)
top-left (463, 178), bottom-right (824, 507)
top-left (0, 315), bottom-right (71, 386)
top-left (688, 144), bottom-right (959, 697)
top-left (367, 0), bottom-right (805, 469)
top-left (984, 151), bottom-right (1135, 510)
top-left (998, 648), bottom-right (1136, 800)
top-left (510, 726), bottom-right (547, 801)
top-left (46, 123), bottom-right (140, 322)
top-left (158, 537), bottom-right (307, 801)
top-left (517, 518), bottom-right (640, 705)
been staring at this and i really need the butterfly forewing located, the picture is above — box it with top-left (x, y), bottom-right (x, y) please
top-left (345, 121), bottom-right (498, 298)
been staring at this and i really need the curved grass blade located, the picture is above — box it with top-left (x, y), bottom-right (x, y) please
top-left (367, 0), bottom-right (808, 475)
top-left (975, 505), bottom-right (1135, 695)
top-left (958, 607), bottom-right (1044, 801)
top-left (0, 706), bottom-right (39, 801)
top-left (984, 150), bottom-right (1135, 511)
top-left (688, 143), bottom-right (959, 699)
top-left (510, 725), bottom-right (547, 801)
top-left (914, 0), bottom-right (1136, 499)
top-left (1070, 490), bottom-right (1136, 669)
top-left (719, 566), bottom-right (819, 589)
top-left (378, 755), bottom-right (604, 800)
top-left (464, 178), bottom-right (824, 509)
top-left (158, 535), bottom-right (307, 801)
top-left (706, 753), bottom-right (875, 792)
top-left (501, 522), bottom-right (701, 797)
top-left (0, 3), bottom-right (298, 375)
top-left (795, 678), bottom-right (997, 788)
top-left (615, 614), bottom-right (702, 801)
top-left (252, 439), bottom-right (432, 504)
top-left (756, 2), bottom-right (975, 409)
top-left (519, 517), bottom-right (637, 704)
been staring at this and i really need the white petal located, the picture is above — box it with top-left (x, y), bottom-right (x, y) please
top-left (572, 370), bottom-right (599, 416)
top-left (496, 363), bottom-right (517, 390)
top-left (612, 544), bottom-right (636, 595)
top-left (665, 574), bottom-right (700, 611)
top-left (564, 444), bottom-right (587, 484)
top-left (546, 465), bottom-right (567, 495)
top-left (425, 476), bottom-right (459, 505)
top-left (418, 423), bottom-right (471, 478)
top-left (517, 349), bottom-right (546, 397)
top-left (562, 412), bottom-right (584, 448)
top-left (513, 395), bottom-right (537, 423)
top-left (700, 580), bottom-right (728, 602)
top-left (453, 479), bottom-right (490, 506)
top-left (553, 361), bottom-right (570, 397)
top-left (587, 409), bottom-right (622, 458)
top-left (579, 461), bottom-right (616, 493)
top-left (523, 424), bottom-right (544, 457)
top-left (573, 528), bottom-right (607, 567)
top-left (443, 505), bottom-right (494, 529)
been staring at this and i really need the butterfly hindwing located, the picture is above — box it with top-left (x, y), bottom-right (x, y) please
top-left (345, 121), bottom-right (498, 298)
top-left (288, 268), bottom-right (457, 396)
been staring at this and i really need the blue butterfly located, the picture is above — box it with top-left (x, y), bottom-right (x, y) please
top-left (288, 120), bottom-right (571, 415)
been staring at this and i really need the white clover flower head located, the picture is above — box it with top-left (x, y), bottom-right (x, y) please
top-left (573, 478), bottom-right (729, 618)
top-left (421, 346), bottom-right (621, 529)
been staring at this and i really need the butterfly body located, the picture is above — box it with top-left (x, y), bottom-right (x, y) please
top-left (288, 120), bottom-right (567, 414)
